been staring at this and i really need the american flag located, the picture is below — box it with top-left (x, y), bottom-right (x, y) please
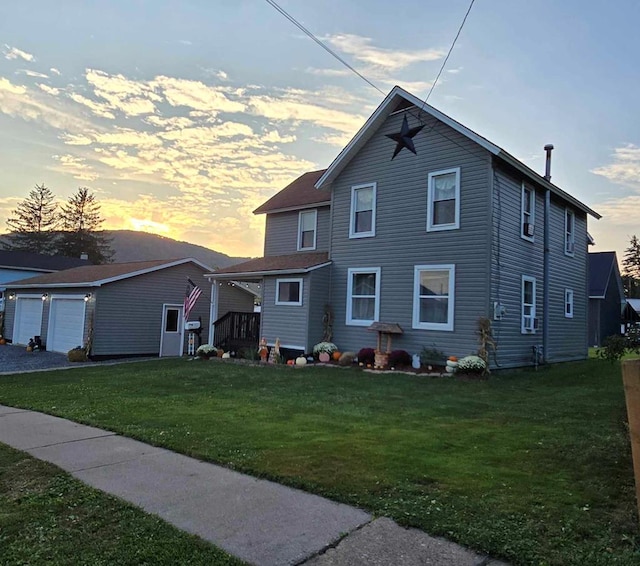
top-left (183, 278), bottom-right (202, 321)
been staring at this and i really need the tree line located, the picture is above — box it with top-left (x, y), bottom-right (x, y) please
top-left (623, 235), bottom-right (640, 299)
top-left (2, 184), bottom-right (114, 264)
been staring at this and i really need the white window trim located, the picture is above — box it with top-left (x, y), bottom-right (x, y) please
top-left (565, 208), bottom-right (575, 257)
top-left (521, 275), bottom-right (537, 334)
top-left (297, 209), bottom-right (317, 251)
top-left (275, 277), bottom-right (303, 306)
top-left (521, 183), bottom-right (535, 242)
top-left (565, 288), bottom-right (574, 318)
top-left (412, 264), bottom-right (455, 331)
top-left (427, 167), bottom-right (460, 232)
top-left (349, 183), bottom-right (376, 239)
top-left (346, 267), bottom-right (380, 326)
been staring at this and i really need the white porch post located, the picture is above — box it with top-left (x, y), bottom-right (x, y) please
top-left (209, 279), bottom-right (218, 346)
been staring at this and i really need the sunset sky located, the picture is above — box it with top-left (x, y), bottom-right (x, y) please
top-left (1, 1), bottom-right (638, 259)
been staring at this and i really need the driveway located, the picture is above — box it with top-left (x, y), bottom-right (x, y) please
top-left (0, 343), bottom-right (88, 374)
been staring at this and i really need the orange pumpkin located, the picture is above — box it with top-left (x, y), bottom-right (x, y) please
top-left (332, 351), bottom-right (341, 361)
top-left (0, 338), bottom-right (6, 345)
top-left (448, 356), bottom-right (458, 362)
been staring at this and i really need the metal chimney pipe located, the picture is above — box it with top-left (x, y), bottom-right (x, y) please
top-left (544, 144), bottom-right (554, 181)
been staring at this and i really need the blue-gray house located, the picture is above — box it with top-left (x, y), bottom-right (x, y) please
top-left (588, 251), bottom-right (625, 346)
top-left (207, 86), bottom-right (600, 368)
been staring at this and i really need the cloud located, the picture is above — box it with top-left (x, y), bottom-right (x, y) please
top-left (68, 92), bottom-right (116, 119)
top-left (324, 34), bottom-right (444, 72)
top-left (151, 75), bottom-right (245, 113)
top-left (50, 67), bottom-right (61, 76)
top-left (3, 44), bottom-right (35, 62)
top-left (591, 144), bottom-right (640, 190)
top-left (305, 67), bottom-right (351, 77)
top-left (17, 69), bottom-right (49, 78)
top-left (51, 154), bottom-right (98, 181)
top-left (85, 68), bottom-right (159, 116)
top-left (37, 83), bottom-right (61, 96)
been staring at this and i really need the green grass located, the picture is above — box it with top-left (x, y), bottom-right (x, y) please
top-left (0, 443), bottom-right (244, 565)
top-left (1, 358), bottom-right (639, 565)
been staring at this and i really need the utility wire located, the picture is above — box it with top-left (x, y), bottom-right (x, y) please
top-left (263, 0), bottom-right (384, 95)
top-left (423, 0), bottom-right (476, 105)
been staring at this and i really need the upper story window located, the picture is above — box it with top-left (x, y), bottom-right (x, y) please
top-left (521, 275), bottom-right (537, 334)
top-left (349, 183), bottom-right (376, 238)
top-left (427, 168), bottom-right (460, 232)
top-left (565, 209), bottom-right (575, 256)
top-left (346, 267), bottom-right (380, 325)
top-left (412, 264), bottom-right (455, 331)
top-left (521, 184), bottom-right (535, 241)
top-left (565, 288), bottom-right (574, 318)
top-left (276, 278), bottom-right (303, 306)
top-left (297, 210), bottom-right (317, 251)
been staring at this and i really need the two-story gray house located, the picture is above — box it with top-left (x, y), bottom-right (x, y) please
top-left (207, 86), bottom-right (600, 368)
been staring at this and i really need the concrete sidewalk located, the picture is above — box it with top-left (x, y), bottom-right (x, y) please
top-left (0, 405), bottom-right (506, 566)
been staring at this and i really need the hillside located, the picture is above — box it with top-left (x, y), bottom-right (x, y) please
top-left (105, 230), bottom-right (249, 269)
top-left (0, 231), bottom-right (250, 269)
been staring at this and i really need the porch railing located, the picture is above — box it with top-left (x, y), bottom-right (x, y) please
top-left (213, 311), bottom-right (260, 352)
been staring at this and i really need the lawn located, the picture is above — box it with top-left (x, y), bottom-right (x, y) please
top-left (0, 358), bottom-right (639, 565)
top-left (0, 443), bottom-right (243, 565)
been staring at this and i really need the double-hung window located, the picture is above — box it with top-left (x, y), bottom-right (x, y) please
top-left (349, 183), bottom-right (376, 238)
top-left (276, 278), bottom-right (302, 306)
top-left (565, 209), bottom-right (575, 256)
top-left (412, 265), bottom-right (455, 331)
top-left (297, 210), bottom-right (317, 251)
top-left (427, 168), bottom-right (460, 231)
top-left (521, 276), bottom-right (537, 333)
top-left (521, 184), bottom-right (535, 240)
top-left (565, 288), bottom-right (574, 318)
top-left (346, 268), bottom-right (380, 325)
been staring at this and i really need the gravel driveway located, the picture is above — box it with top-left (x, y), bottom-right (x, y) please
top-left (0, 343), bottom-right (90, 374)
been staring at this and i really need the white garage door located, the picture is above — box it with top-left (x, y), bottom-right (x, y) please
top-left (14, 297), bottom-right (44, 345)
top-left (48, 298), bottom-right (86, 353)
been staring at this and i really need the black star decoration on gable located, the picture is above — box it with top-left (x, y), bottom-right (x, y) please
top-left (386, 115), bottom-right (424, 160)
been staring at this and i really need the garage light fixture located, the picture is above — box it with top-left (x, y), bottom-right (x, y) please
top-left (84, 293), bottom-right (91, 302)
top-left (41, 293), bottom-right (48, 301)
top-left (8, 292), bottom-right (15, 300)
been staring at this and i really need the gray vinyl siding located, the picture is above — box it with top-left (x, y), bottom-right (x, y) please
top-left (215, 283), bottom-right (255, 320)
top-left (4, 287), bottom-right (95, 349)
top-left (306, 266), bottom-right (331, 351)
top-left (92, 263), bottom-right (211, 357)
top-left (490, 167), bottom-right (545, 368)
top-left (260, 274), bottom-right (310, 351)
top-left (264, 206), bottom-right (331, 256)
top-left (547, 202), bottom-right (588, 362)
top-left (490, 167), bottom-right (589, 367)
top-left (328, 111), bottom-right (492, 358)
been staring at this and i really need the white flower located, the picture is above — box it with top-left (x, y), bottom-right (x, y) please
top-left (312, 342), bottom-right (338, 355)
top-left (457, 355), bottom-right (487, 372)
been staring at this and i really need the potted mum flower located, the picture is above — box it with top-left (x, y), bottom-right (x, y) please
top-left (196, 344), bottom-right (217, 359)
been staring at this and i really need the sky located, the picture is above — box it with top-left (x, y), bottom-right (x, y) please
top-left (0, 0), bottom-right (638, 260)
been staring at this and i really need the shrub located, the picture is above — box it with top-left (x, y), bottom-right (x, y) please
top-left (598, 334), bottom-right (630, 363)
top-left (420, 346), bottom-right (446, 367)
top-left (357, 347), bottom-right (375, 365)
top-left (457, 355), bottom-right (487, 375)
top-left (67, 347), bottom-right (87, 363)
top-left (196, 344), bottom-right (217, 358)
top-left (312, 342), bottom-right (338, 356)
top-left (388, 349), bottom-right (412, 367)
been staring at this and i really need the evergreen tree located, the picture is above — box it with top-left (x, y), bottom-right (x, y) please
top-left (57, 187), bottom-right (114, 264)
top-left (4, 183), bottom-right (58, 254)
top-left (622, 234), bottom-right (640, 298)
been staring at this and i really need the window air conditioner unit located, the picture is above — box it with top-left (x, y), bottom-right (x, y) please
top-left (523, 223), bottom-right (535, 237)
top-left (523, 316), bottom-right (538, 331)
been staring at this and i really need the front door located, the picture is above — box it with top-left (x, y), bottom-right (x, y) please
top-left (160, 305), bottom-right (184, 357)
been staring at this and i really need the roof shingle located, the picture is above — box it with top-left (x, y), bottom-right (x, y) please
top-left (253, 170), bottom-right (330, 214)
top-left (207, 252), bottom-right (329, 277)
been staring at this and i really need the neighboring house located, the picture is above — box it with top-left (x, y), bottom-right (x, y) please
top-left (0, 251), bottom-right (91, 312)
top-left (207, 86), bottom-right (600, 368)
top-left (625, 299), bottom-right (640, 330)
top-left (3, 258), bottom-right (243, 358)
top-left (588, 251), bottom-right (625, 346)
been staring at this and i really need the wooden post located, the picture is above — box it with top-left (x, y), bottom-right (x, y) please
top-left (622, 359), bottom-right (640, 524)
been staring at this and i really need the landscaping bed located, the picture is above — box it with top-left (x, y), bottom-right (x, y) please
top-left (0, 358), bottom-right (638, 565)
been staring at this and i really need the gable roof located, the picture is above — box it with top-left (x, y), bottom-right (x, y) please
top-left (205, 252), bottom-right (330, 279)
top-left (316, 86), bottom-right (600, 219)
top-left (628, 299), bottom-right (640, 316)
top-left (589, 251), bottom-right (623, 299)
top-left (253, 169), bottom-right (330, 215)
top-left (0, 250), bottom-right (91, 272)
top-left (5, 258), bottom-right (212, 289)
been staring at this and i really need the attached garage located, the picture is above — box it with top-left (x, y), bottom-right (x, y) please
top-left (13, 295), bottom-right (43, 345)
top-left (47, 296), bottom-right (86, 353)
